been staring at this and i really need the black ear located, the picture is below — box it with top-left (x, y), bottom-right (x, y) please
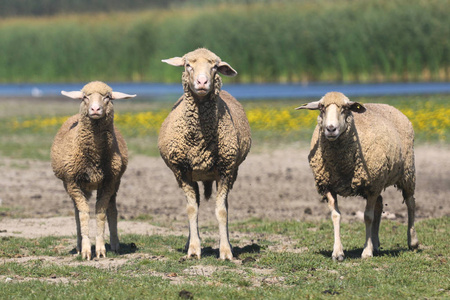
top-left (349, 101), bottom-right (366, 113)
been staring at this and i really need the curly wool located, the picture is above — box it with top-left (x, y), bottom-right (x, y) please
top-left (308, 103), bottom-right (415, 199)
top-left (159, 69), bottom-right (251, 192)
top-left (82, 81), bottom-right (113, 96)
top-left (51, 85), bottom-right (127, 185)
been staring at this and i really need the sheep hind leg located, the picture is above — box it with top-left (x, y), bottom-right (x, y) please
top-left (362, 195), bottom-right (378, 259)
top-left (326, 192), bottom-right (344, 261)
top-left (73, 204), bottom-right (82, 254)
top-left (403, 190), bottom-right (419, 250)
top-left (216, 180), bottom-right (233, 260)
top-left (371, 195), bottom-right (383, 253)
top-left (182, 181), bottom-right (201, 259)
top-left (107, 191), bottom-right (120, 253)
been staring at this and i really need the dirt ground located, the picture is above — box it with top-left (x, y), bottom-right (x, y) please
top-left (1, 145), bottom-right (449, 240)
top-left (0, 144), bottom-right (448, 286)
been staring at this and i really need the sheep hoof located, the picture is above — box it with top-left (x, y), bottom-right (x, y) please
top-left (183, 253), bottom-right (200, 260)
top-left (219, 247), bottom-right (233, 261)
top-left (110, 243), bottom-right (120, 253)
top-left (332, 254), bottom-right (345, 262)
top-left (96, 247), bottom-right (107, 259)
top-left (187, 244), bottom-right (201, 259)
top-left (361, 248), bottom-right (373, 259)
top-left (409, 229), bottom-right (419, 250)
top-left (409, 242), bottom-right (419, 251)
top-left (81, 249), bottom-right (92, 260)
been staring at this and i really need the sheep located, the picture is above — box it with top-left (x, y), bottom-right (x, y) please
top-left (51, 81), bottom-right (135, 260)
top-left (296, 91), bottom-right (418, 260)
top-left (159, 48), bottom-right (251, 260)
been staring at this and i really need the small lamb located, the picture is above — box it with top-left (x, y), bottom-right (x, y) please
top-left (159, 48), bottom-right (251, 260)
top-left (297, 92), bottom-right (418, 260)
top-left (51, 81), bottom-right (135, 260)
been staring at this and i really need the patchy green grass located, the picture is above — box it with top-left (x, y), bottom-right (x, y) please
top-left (0, 217), bottom-right (448, 299)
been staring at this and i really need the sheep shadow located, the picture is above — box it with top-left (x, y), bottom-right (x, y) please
top-left (69, 242), bottom-right (138, 256)
top-left (319, 246), bottom-right (420, 260)
top-left (176, 243), bottom-right (261, 259)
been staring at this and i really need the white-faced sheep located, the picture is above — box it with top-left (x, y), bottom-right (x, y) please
top-left (159, 48), bottom-right (251, 260)
top-left (297, 91), bottom-right (418, 260)
top-left (51, 81), bottom-right (135, 260)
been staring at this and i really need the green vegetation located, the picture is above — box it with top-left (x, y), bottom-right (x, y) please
top-left (0, 0), bottom-right (448, 83)
top-left (1, 94), bottom-right (448, 160)
top-left (0, 0), bottom-right (178, 17)
top-left (0, 217), bottom-right (448, 299)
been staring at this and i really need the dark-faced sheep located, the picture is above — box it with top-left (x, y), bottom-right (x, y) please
top-left (297, 91), bottom-right (418, 260)
top-left (51, 81), bottom-right (135, 260)
top-left (159, 48), bottom-right (251, 260)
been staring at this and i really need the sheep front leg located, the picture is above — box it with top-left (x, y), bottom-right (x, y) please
top-left (362, 195), bottom-right (378, 259)
top-left (326, 192), bottom-right (344, 261)
top-left (95, 186), bottom-right (115, 259)
top-left (182, 181), bottom-right (201, 259)
top-left (67, 184), bottom-right (91, 260)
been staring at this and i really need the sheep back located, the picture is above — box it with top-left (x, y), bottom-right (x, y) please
top-left (308, 103), bottom-right (415, 198)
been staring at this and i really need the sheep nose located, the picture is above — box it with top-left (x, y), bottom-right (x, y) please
top-left (90, 105), bottom-right (102, 114)
top-left (196, 75), bottom-right (208, 87)
top-left (326, 125), bottom-right (337, 132)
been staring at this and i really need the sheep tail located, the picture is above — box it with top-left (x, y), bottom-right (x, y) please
top-left (203, 180), bottom-right (213, 200)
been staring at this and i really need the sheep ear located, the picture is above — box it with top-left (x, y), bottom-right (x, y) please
top-left (110, 92), bottom-right (136, 100)
top-left (161, 57), bottom-right (184, 67)
top-left (295, 101), bottom-right (321, 110)
top-left (61, 91), bottom-right (84, 99)
top-left (348, 101), bottom-right (366, 113)
top-left (217, 61), bottom-right (237, 77)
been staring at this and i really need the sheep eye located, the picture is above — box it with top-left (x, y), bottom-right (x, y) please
top-left (104, 96), bottom-right (110, 102)
top-left (318, 104), bottom-right (325, 112)
top-left (186, 63), bottom-right (192, 70)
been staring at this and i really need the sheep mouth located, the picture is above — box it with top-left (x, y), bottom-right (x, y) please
top-left (195, 88), bottom-right (209, 96)
top-left (324, 133), bottom-right (340, 141)
top-left (89, 113), bottom-right (103, 119)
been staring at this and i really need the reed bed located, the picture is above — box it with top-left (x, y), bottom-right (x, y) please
top-left (0, 0), bottom-right (448, 83)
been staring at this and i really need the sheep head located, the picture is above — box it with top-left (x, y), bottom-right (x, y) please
top-left (162, 48), bottom-right (237, 100)
top-left (61, 81), bottom-right (136, 120)
top-left (296, 92), bottom-right (365, 141)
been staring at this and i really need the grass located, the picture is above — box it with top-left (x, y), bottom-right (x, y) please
top-left (0, 217), bottom-right (448, 299)
top-left (0, 94), bottom-right (449, 160)
top-left (0, 91), bottom-right (448, 297)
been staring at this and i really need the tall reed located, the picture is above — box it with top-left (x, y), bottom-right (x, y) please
top-left (0, 0), bottom-right (448, 83)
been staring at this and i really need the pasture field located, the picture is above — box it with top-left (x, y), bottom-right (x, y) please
top-left (0, 94), bottom-right (449, 299)
top-left (0, 217), bottom-right (449, 299)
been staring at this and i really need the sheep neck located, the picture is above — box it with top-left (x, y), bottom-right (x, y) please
top-left (182, 72), bottom-right (222, 147)
top-left (319, 115), bottom-right (365, 195)
top-left (77, 113), bottom-right (115, 159)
